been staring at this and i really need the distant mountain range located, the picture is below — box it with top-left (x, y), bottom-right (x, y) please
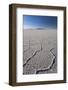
top-left (24, 27), bottom-right (56, 30)
top-left (24, 27), bottom-right (48, 30)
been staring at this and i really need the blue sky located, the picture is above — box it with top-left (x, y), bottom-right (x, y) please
top-left (23, 15), bottom-right (57, 30)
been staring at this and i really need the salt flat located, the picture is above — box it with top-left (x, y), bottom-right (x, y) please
top-left (23, 29), bottom-right (57, 75)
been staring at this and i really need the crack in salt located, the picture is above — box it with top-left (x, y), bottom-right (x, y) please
top-left (23, 41), bottom-right (43, 67)
top-left (35, 48), bottom-right (56, 74)
top-left (23, 49), bottom-right (41, 67)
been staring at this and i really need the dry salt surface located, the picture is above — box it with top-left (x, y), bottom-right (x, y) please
top-left (23, 29), bottom-right (57, 75)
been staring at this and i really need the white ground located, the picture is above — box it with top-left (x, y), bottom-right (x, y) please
top-left (23, 29), bottom-right (57, 75)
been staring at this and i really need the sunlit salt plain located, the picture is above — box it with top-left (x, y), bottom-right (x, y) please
top-left (23, 29), bottom-right (57, 75)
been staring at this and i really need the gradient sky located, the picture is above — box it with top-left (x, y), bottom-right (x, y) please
top-left (23, 15), bottom-right (57, 30)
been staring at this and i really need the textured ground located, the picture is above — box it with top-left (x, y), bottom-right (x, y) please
top-left (23, 29), bottom-right (57, 75)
